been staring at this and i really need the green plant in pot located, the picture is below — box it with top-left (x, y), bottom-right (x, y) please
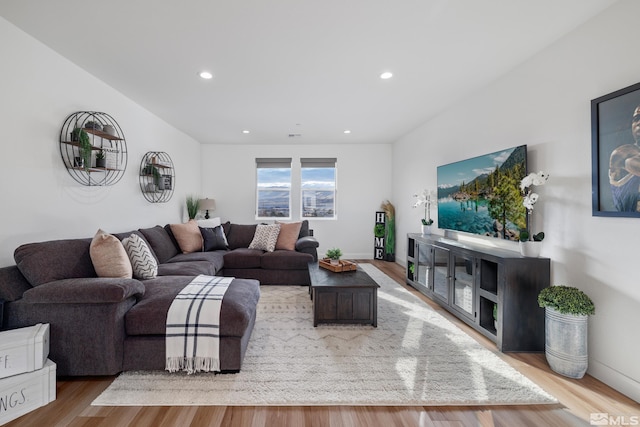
top-left (538, 285), bottom-right (595, 379)
top-left (71, 127), bottom-right (92, 170)
top-left (325, 247), bottom-right (342, 265)
top-left (186, 195), bottom-right (200, 220)
top-left (381, 200), bottom-right (395, 261)
top-left (518, 228), bottom-right (545, 257)
top-left (95, 150), bottom-right (106, 168)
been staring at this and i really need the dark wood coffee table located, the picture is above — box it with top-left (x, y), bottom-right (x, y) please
top-left (308, 262), bottom-right (379, 327)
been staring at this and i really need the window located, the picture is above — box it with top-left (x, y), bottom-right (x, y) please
top-left (256, 158), bottom-right (291, 219)
top-left (301, 158), bottom-right (336, 219)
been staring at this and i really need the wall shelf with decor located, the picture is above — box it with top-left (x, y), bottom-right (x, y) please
top-left (59, 111), bottom-right (128, 186)
top-left (139, 151), bottom-right (175, 203)
top-left (406, 233), bottom-right (550, 352)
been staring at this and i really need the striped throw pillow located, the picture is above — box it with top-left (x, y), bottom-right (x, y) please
top-left (122, 233), bottom-right (158, 279)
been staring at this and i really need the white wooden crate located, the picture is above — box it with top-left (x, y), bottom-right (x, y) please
top-left (0, 324), bottom-right (50, 379)
top-left (0, 359), bottom-right (56, 425)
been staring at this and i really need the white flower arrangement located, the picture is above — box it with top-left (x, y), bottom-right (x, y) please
top-left (519, 171), bottom-right (549, 241)
top-left (412, 189), bottom-right (435, 225)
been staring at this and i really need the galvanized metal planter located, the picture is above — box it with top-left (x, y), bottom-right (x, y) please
top-left (544, 307), bottom-right (589, 379)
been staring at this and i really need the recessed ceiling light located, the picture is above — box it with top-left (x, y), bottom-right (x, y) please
top-left (242, 130), bottom-right (250, 134)
top-left (344, 130), bottom-right (351, 134)
top-left (199, 71), bottom-right (213, 79)
top-left (380, 71), bottom-right (393, 80)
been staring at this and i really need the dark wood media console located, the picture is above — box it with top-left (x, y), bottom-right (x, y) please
top-left (406, 234), bottom-right (550, 352)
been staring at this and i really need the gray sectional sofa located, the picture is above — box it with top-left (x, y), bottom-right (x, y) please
top-left (0, 221), bottom-right (318, 376)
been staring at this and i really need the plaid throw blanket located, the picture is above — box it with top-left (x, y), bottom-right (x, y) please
top-left (165, 275), bottom-right (233, 374)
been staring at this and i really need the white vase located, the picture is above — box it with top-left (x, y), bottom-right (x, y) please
top-left (421, 224), bottom-right (431, 235)
top-left (330, 259), bottom-right (339, 266)
top-left (519, 241), bottom-right (541, 257)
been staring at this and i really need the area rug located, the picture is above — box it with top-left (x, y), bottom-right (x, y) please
top-left (92, 264), bottom-right (556, 406)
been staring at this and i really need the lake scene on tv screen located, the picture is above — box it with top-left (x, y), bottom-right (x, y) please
top-left (437, 145), bottom-right (527, 240)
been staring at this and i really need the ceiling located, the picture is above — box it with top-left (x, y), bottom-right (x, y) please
top-left (0, 0), bottom-right (617, 145)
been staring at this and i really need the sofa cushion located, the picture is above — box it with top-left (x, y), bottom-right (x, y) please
top-left (157, 261), bottom-right (216, 276)
top-left (21, 277), bottom-right (145, 304)
top-left (299, 220), bottom-right (310, 237)
top-left (197, 218), bottom-right (221, 228)
top-left (90, 230), bottom-right (133, 278)
top-left (0, 266), bottom-right (33, 302)
top-left (170, 220), bottom-right (203, 254)
top-left (166, 251), bottom-right (225, 274)
top-left (200, 226), bottom-right (228, 251)
top-left (139, 226), bottom-right (179, 264)
top-left (223, 248), bottom-right (263, 269)
top-left (223, 223), bottom-right (257, 249)
top-left (276, 221), bottom-right (302, 251)
top-left (248, 224), bottom-right (280, 252)
top-left (14, 238), bottom-right (96, 286)
top-left (122, 233), bottom-right (158, 279)
top-left (125, 276), bottom-right (260, 337)
top-left (261, 250), bottom-right (314, 270)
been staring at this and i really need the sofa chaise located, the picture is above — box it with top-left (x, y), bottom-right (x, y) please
top-left (0, 220), bottom-right (318, 376)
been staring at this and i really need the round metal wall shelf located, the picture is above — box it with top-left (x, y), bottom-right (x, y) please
top-left (59, 111), bottom-right (128, 186)
top-left (139, 151), bottom-right (175, 203)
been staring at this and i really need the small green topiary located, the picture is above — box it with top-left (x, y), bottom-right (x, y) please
top-left (325, 248), bottom-right (342, 260)
top-left (538, 285), bottom-right (595, 316)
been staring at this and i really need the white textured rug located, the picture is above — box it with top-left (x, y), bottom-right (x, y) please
top-left (93, 264), bottom-right (556, 406)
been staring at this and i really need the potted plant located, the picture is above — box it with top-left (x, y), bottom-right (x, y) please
top-left (186, 195), bottom-right (200, 220)
top-left (95, 150), bottom-right (106, 168)
top-left (519, 171), bottom-right (549, 257)
top-left (518, 229), bottom-right (545, 257)
top-left (325, 248), bottom-right (342, 265)
top-left (380, 200), bottom-right (395, 261)
top-left (71, 127), bottom-right (92, 170)
top-left (413, 189), bottom-right (434, 234)
top-left (538, 285), bottom-right (595, 379)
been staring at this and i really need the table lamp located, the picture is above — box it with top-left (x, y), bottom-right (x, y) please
top-left (199, 198), bottom-right (216, 219)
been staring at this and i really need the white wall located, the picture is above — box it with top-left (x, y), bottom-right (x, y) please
top-left (200, 144), bottom-right (393, 259)
top-left (392, 0), bottom-right (640, 402)
top-left (0, 17), bottom-right (202, 267)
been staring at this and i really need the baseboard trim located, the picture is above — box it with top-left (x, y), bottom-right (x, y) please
top-left (588, 359), bottom-right (640, 403)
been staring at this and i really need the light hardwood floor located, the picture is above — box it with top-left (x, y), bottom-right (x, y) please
top-left (5, 260), bottom-right (639, 426)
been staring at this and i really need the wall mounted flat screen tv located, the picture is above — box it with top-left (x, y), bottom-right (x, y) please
top-left (437, 145), bottom-right (527, 240)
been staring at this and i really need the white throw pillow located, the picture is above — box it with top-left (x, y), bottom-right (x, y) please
top-left (248, 224), bottom-right (281, 252)
top-left (122, 233), bottom-right (158, 279)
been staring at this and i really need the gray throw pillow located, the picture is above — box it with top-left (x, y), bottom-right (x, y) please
top-left (200, 226), bottom-right (228, 251)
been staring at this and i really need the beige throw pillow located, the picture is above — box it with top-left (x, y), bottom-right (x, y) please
top-left (249, 224), bottom-right (281, 252)
top-left (90, 229), bottom-right (133, 278)
top-left (275, 221), bottom-right (302, 251)
top-left (170, 219), bottom-right (203, 253)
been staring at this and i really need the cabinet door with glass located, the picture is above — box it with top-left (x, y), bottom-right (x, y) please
top-left (415, 241), bottom-right (433, 292)
top-left (452, 253), bottom-right (475, 319)
top-left (432, 246), bottom-right (450, 303)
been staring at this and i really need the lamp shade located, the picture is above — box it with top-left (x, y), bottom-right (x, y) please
top-left (199, 198), bottom-right (216, 211)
